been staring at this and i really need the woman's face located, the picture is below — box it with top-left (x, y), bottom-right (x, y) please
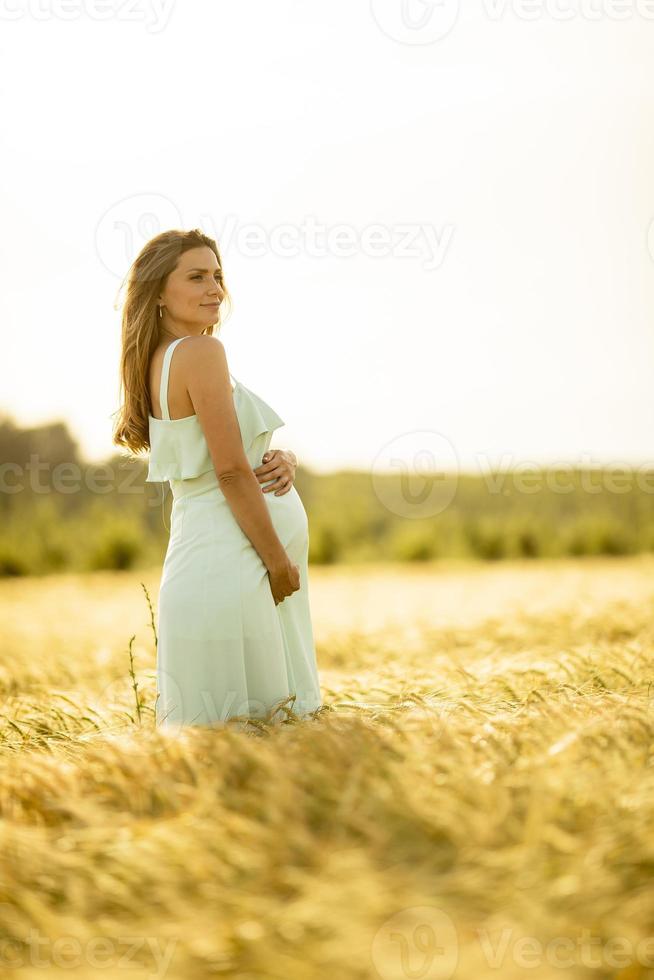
top-left (158, 246), bottom-right (225, 329)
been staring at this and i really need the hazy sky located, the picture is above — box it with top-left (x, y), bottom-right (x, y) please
top-left (2, 0), bottom-right (653, 476)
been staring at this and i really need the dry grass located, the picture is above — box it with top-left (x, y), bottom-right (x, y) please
top-left (0, 556), bottom-right (653, 979)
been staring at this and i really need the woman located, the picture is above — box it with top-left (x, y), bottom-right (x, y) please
top-left (112, 228), bottom-right (322, 728)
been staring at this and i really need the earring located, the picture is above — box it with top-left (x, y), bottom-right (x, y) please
top-left (159, 305), bottom-right (163, 319)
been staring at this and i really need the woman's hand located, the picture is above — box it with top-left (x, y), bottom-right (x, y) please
top-left (253, 449), bottom-right (297, 496)
top-left (267, 555), bottom-right (301, 605)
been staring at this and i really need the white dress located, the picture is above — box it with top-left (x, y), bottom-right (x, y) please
top-left (145, 336), bottom-right (322, 729)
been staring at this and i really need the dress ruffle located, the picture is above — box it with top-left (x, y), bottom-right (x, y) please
top-left (145, 383), bottom-right (285, 483)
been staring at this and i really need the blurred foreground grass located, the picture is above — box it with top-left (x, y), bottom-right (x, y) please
top-left (0, 556), bottom-right (652, 979)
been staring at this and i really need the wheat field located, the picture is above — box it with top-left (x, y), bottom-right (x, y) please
top-left (0, 556), bottom-right (652, 979)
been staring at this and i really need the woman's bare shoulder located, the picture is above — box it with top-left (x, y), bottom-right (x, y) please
top-left (177, 334), bottom-right (225, 360)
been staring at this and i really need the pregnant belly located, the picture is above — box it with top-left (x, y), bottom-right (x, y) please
top-left (262, 483), bottom-right (309, 559)
top-left (163, 477), bottom-right (309, 572)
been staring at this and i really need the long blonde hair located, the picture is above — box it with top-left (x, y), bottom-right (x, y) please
top-left (111, 228), bottom-right (232, 457)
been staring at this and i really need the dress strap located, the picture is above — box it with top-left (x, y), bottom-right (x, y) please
top-left (159, 336), bottom-right (189, 420)
top-left (159, 336), bottom-right (237, 418)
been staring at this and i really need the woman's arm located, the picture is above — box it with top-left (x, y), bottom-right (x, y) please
top-left (182, 336), bottom-right (290, 571)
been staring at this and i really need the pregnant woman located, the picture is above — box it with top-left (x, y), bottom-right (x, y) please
top-left (112, 228), bottom-right (322, 728)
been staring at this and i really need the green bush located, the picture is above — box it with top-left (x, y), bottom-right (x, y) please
top-left (309, 524), bottom-right (340, 564)
top-left (0, 545), bottom-right (29, 576)
top-left (387, 523), bottom-right (437, 562)
top-left (464, 519), bottom-right (507, 560)
top-left (86, 521), bottom-right (143, 571)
